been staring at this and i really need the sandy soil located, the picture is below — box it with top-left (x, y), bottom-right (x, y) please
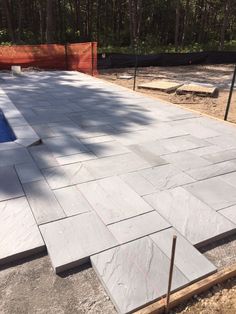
top-left (99, 64), bottom-right (236, 124)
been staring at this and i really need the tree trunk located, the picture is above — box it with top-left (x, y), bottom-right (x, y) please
top-left (175, 0), bottom-right (180, 51)
top-left (46, 0), bottom-right (55, 43)
top-left (2, 0), bottom-right (15, 42)
top-left (220, 0), bottom-right (230, 50)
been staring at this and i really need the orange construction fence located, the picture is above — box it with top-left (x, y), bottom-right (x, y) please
top-left (0, 42), bottom-right (97, 75)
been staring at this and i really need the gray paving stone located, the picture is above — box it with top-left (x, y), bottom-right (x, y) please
top-left (159, 135), bottom-right (207, 153)
top-left (186, 177), bottom-right (236, 211)
top-left (40, 212), bottom-right (118, 273)
top-left (23, 180), bottom-right (66, 224)
top-left (150, 228), bottom-right (216, 282)
top-left (144, 187), bottom-right (236, 246)
top-left (175, 121), bottom-right (220, 139)
top-left (108, 211), bottom-right (170, 244)
top-left (43, 135), bottom-right (89, 158)
top-left (83, 152), bottom-right (151, 179)
top-left (202, 149), bottom-right (236, 164)
top-left (0, 148), bottom-right (33, 167)
top-left (0, 197), bottom-right (45, 265)
top-left (29, 144), bottom-right (59, 169)
top-left (79, 176), bottom-right (153, 225)
top-left (0, 166), bottom-right (24, 201)
top-left (56, 152), bottom-right (97, 165)
top-left (15, 162), bottom-right (44, 183)
top-left (190, 145), bottom-right (224, 156)
top-left (163, 151), bottom-right (211, 171)
top-left (186, 161), bottom-right (236, 181)
top-left (207, 135), bottom-right (236, 149)
top-left (91, 237), bottom-right (188, 314)
top-left (219, 205), bottom-right (236, 224)
top-left (54, 186), bottom-right (93, 216)
top-left (220, 171), bottom-right (236, 188)
top-left (85, 140), bottom-right (130, 157)
top-left (42, 163), bottom-right (94, 189)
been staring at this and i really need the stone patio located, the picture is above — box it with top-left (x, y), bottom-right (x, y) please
top-left (0, 71), bottom-right (236, 313)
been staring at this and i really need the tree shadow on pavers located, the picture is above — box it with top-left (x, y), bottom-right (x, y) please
top-left (0, 71), bottom-right (155, 167)
top-left (58, 262), bottom-right (92, 278)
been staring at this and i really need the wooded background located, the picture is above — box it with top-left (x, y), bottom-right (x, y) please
top-left (1, 0), bottom-right (236, 53)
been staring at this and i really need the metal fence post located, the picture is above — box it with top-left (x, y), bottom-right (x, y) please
top-left (224, 64), bottom-right (236, 121)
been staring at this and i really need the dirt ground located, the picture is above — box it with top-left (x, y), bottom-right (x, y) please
top-left (99, 64), bottom-right (236, 124)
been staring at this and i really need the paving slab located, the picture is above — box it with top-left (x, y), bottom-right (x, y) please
top-left (163, 151), bottom-right (211, 171)
top-left (108, 211), bottom-right (170, 244)
top-left (0, 166), bottom-right (24, 201)
top-left (23, 180), bottom-right (66, 225)
top-left (220, 171), bottom-right (236, 188)
top-left (144, 187), bottom-right (236, 246)
top-left (219, 205), bottom-right (236, 224)
top-left (91, 237), bottom-right (188, 314)
top-left (176, 83), bottom-right (218, 97)
top-left (84, 140), bottom-right (130, 157)
top-left (150, 228), bottom-right (216, 282)
top-left (138, 80), bottom-right (183, 92)
top-left (29, 144), bottom-right (59, 169)
top-left (83, 152), bottom-right (151, 179)
top-left (53, 186), bottom-right (93, 216)
top-left (43, 135), bottom-right (89, 158)
top-left (159, 135), bottom-right (207, 153)
top-left (0, 197), bottom-right (45, 265)
top-left (202, 149), bottom-right (236, 164)
top-left (40, 212), bottom-right (118, 273)
top-left (186, 177), bottom-right (236, 211)
top-left (79, 176), bottom-right (153, 225)
top-left (42, 163), bottom-right (94, 189)
top-left (186, 161), bottom-right (236, 180)
top-left (0, 148), bottom-right (33, 167)
top-left (15, 162), bottom-right (44, 183)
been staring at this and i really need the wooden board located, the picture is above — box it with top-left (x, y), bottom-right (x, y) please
top-left (176, 84), bottom-right (218, 97)
top-left (138, 80), bottom-right (183, 93)
top-left (135, 262), bottom-right (236, 314)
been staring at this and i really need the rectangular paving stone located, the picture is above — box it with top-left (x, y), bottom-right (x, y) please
top-left (29, 144), bottom-right (59, 169)
top-left (43, 135), bottom-right (89, 158)
top-left (190, 145), bottom-right (225, 157)
top-left (56, 152), bottom-right (97, 165)
top-left (108, 211), bottom-right (170, 244)
top-left (144, 187), bottom-right (236, 246)
top-left (163, 151), bottom-right (211, 171)
top-left (84, 152), bottom-right (151, 179)
top-left (42, 163), bottom-right (94, 189)
top-left (15, 162), bottom-right (44, 183)
top-left (207, 135), bottom-right (236, 149)
top-left (0, 148), bottom-right (33, 167)
top-left (91, 237), bottom-right (188, 314)
top-left (186, 161), bottom-right (236, 181)
top-left (176, 121), bottom-right (219, 139)
top-left (0, 197), bottom-right (45, 265)
top-left (150, 228), bottom-right (216, 282)
top-left (202, 149), bottom-right (236, 164)
top-left (40, 212), bottom-right (118, 273)
top-left (53, 186), bottom-right (93, 216)
top-left (219, 205), bottom-right (236, 224)
top-left (79, 176), bottom-right (153, 225)
top-left (186, 177), bottom-right (236, 211)
top-left (84, 140), bottom-right (130, 158)
top-left (159, 135), bottom-right (207, 153)
top-left (0, 166), bottom-right (24, 201)
top-left (23, 180), bottom-right (66, 224)
top-left (220, 171), bottom-right (236, 188)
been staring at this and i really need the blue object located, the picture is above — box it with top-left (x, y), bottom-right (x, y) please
top-left (0, 110), bottom-right (16, 143)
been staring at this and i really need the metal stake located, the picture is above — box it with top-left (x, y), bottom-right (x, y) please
top-left (224, 64), bottom-right (236, 121)
top-left (165, 235), bottom-right (177, 313)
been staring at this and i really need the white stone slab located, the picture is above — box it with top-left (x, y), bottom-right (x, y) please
top-left (202, 149), bottom-right (236, 164)
top-left (164, 151), bottom-right (211, 171)
top-left (220, 171), bottom-right (236, 188)
top-left (186, 161), bottom-right (236, 181)
top-left (177, 121), bottom-right (219, 139)
top-left (159, 135), bottom-right (207, 153)
top-left (53, 186), bottom-right (93, 216)
top-left (207, 135), bottom-right (236, 150)
top-left (91, 237), bottom-right (188, 314)
top-left (0, 197), bottom-right (45, 264)
top-left (0, 166), bottom-right (24, 201)
top-left (42, 163), bottom-right (94, 189)
top-left (15, 162), bottom-right (44, 183)
top-left (190, 145), bottom-right (225, 157)
top-left (150, 228), bottom-right (216, 282)
top-left (23, 180), bottom-right (66, 224)
top-left (0, 148), bottom-right (33, 167)
top-left (186, 177), bottom-right (236, 211)
top-left (85, 140), bottom-right (130, 157)
top-left (29, 144), bottom-right (59, 169)
top-left (219, 205), bottom-right (236, 224)
top-left (40, 212), bottom-right (118, 273)
top-left (108, 211), bottom-right (170, 244)
top-left (83, 152), bottom-right (151, 179)
top-left (144, 187), bottom-right (236, 246)
top-left (79, 176), bottom-right (153, 225)
top-left (43, 135), bottom-right (88, 158)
